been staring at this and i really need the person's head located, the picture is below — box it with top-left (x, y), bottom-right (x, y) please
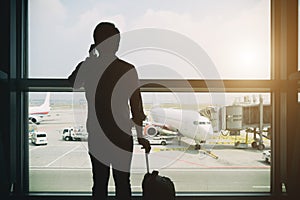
top-left (93, 22), bottom-right (120, 54)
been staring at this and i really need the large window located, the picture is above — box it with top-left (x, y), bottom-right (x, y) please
top-left (29, 92), bottom-right (271, 192)
top-left (8, 0), bottom-right (295, 199)
top-left (28, 0), bottom-right (272, 195)
top-left (28, 0), bottom-right (270, 79)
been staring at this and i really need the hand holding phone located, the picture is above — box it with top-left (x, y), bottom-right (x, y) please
top-left (89, 44), bottom-right (96, 53)
top-left (89, 44), bottom-right (97, 57)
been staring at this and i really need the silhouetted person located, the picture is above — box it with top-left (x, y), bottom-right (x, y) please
top-left (68, 22), bottom-right (151, 200)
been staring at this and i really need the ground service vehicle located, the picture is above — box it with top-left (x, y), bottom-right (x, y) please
top-left (31, 132), bottom-right (48, 145)
top-left (62, 126), bottom-right (88, 141)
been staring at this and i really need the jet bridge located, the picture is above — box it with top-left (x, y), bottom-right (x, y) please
top-left (200, 96), bottom-right (271, 150)
top-left (221, 96), bottom-right (271, 150)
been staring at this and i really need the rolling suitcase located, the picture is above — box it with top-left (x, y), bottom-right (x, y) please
top-left (142, 153), bottom-right (176, 200)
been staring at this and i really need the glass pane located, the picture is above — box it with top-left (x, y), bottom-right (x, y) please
top-left (29, 92), bottom-right (90, 192)
top-left (28, 0), bottom-right (270, 79)
top-left (29, 92), bottom-right (271, 192)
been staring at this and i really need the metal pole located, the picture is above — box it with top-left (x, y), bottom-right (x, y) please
top-left (259, 94), bottom-right (264, 145)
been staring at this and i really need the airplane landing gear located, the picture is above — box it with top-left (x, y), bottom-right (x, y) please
top-left (257, 143), bottom-right (265, 150)
top-left (195, 144), bottom-right (201, 150)
top-left (251, 130), bottom-right (266, 150)
top-left (251, 141), bottom-right (265, 150)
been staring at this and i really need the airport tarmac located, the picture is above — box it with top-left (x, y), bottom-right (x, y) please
top-left (29, 107), bottom-right (271, 193)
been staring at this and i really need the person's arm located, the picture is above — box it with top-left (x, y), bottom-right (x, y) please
top-left (68, 44), bottom-right (96, 88)
top-left (130, 69), bottom-right (151, 153)
top-left (68, 61), bottom-right (84, 88)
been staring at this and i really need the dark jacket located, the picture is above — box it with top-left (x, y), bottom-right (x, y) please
top-left (68, 55), bottom-right (146, 151)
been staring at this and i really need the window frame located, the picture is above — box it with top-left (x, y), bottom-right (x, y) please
top-left (7, 0), bottom-right (299, 199)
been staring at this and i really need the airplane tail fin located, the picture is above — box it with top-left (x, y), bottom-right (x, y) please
top-left (41, 92), bottom-right (50, 111)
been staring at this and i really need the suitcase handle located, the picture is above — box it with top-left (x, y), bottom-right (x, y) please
top-left (145, 152), bottom-right (150, 173)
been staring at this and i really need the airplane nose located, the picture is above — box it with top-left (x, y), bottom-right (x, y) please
top-left (195, 125), bottom-right (214, 142)
top-left (206, 125), bottom-right (214, 135)
top-left (205, 125), bottom-right (214, 136)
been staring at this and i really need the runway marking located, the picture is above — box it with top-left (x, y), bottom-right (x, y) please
top-left (108, 186), bottom-right (141, 190)
top-left (30, 168), bottom-right (91, 171)
top-left (156, 168), bottom-right (270, 172)
top-left (252, 186), bottom-right (270, 189)
top-left (29, 168), bottom-right (270, 172)
top-left (152, 147), bottom-right (193, 152)
top-left (45, 145), bottom-right (81, 167)
top-left (134, 168), bottom-right (270, 173)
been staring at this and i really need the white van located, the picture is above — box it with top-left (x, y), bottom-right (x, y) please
top-left (31, 131), bottom-right (48, 145)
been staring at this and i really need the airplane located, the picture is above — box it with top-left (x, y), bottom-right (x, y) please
top-left (143, 106), bottom-right (214, 150)
top-left (29, 92), bottom-right (51, 124)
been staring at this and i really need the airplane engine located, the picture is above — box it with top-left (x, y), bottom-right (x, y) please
top-left (29, 116), bottom-right (40, 125)
top-left (143, 124), bottom-right (159, 137)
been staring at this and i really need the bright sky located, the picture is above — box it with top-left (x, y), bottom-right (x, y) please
top-left (28, 0), bottom-right (270, 79)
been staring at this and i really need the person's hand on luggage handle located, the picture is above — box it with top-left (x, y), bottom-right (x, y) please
top-left (138, 138), bottom-right (151, 153)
